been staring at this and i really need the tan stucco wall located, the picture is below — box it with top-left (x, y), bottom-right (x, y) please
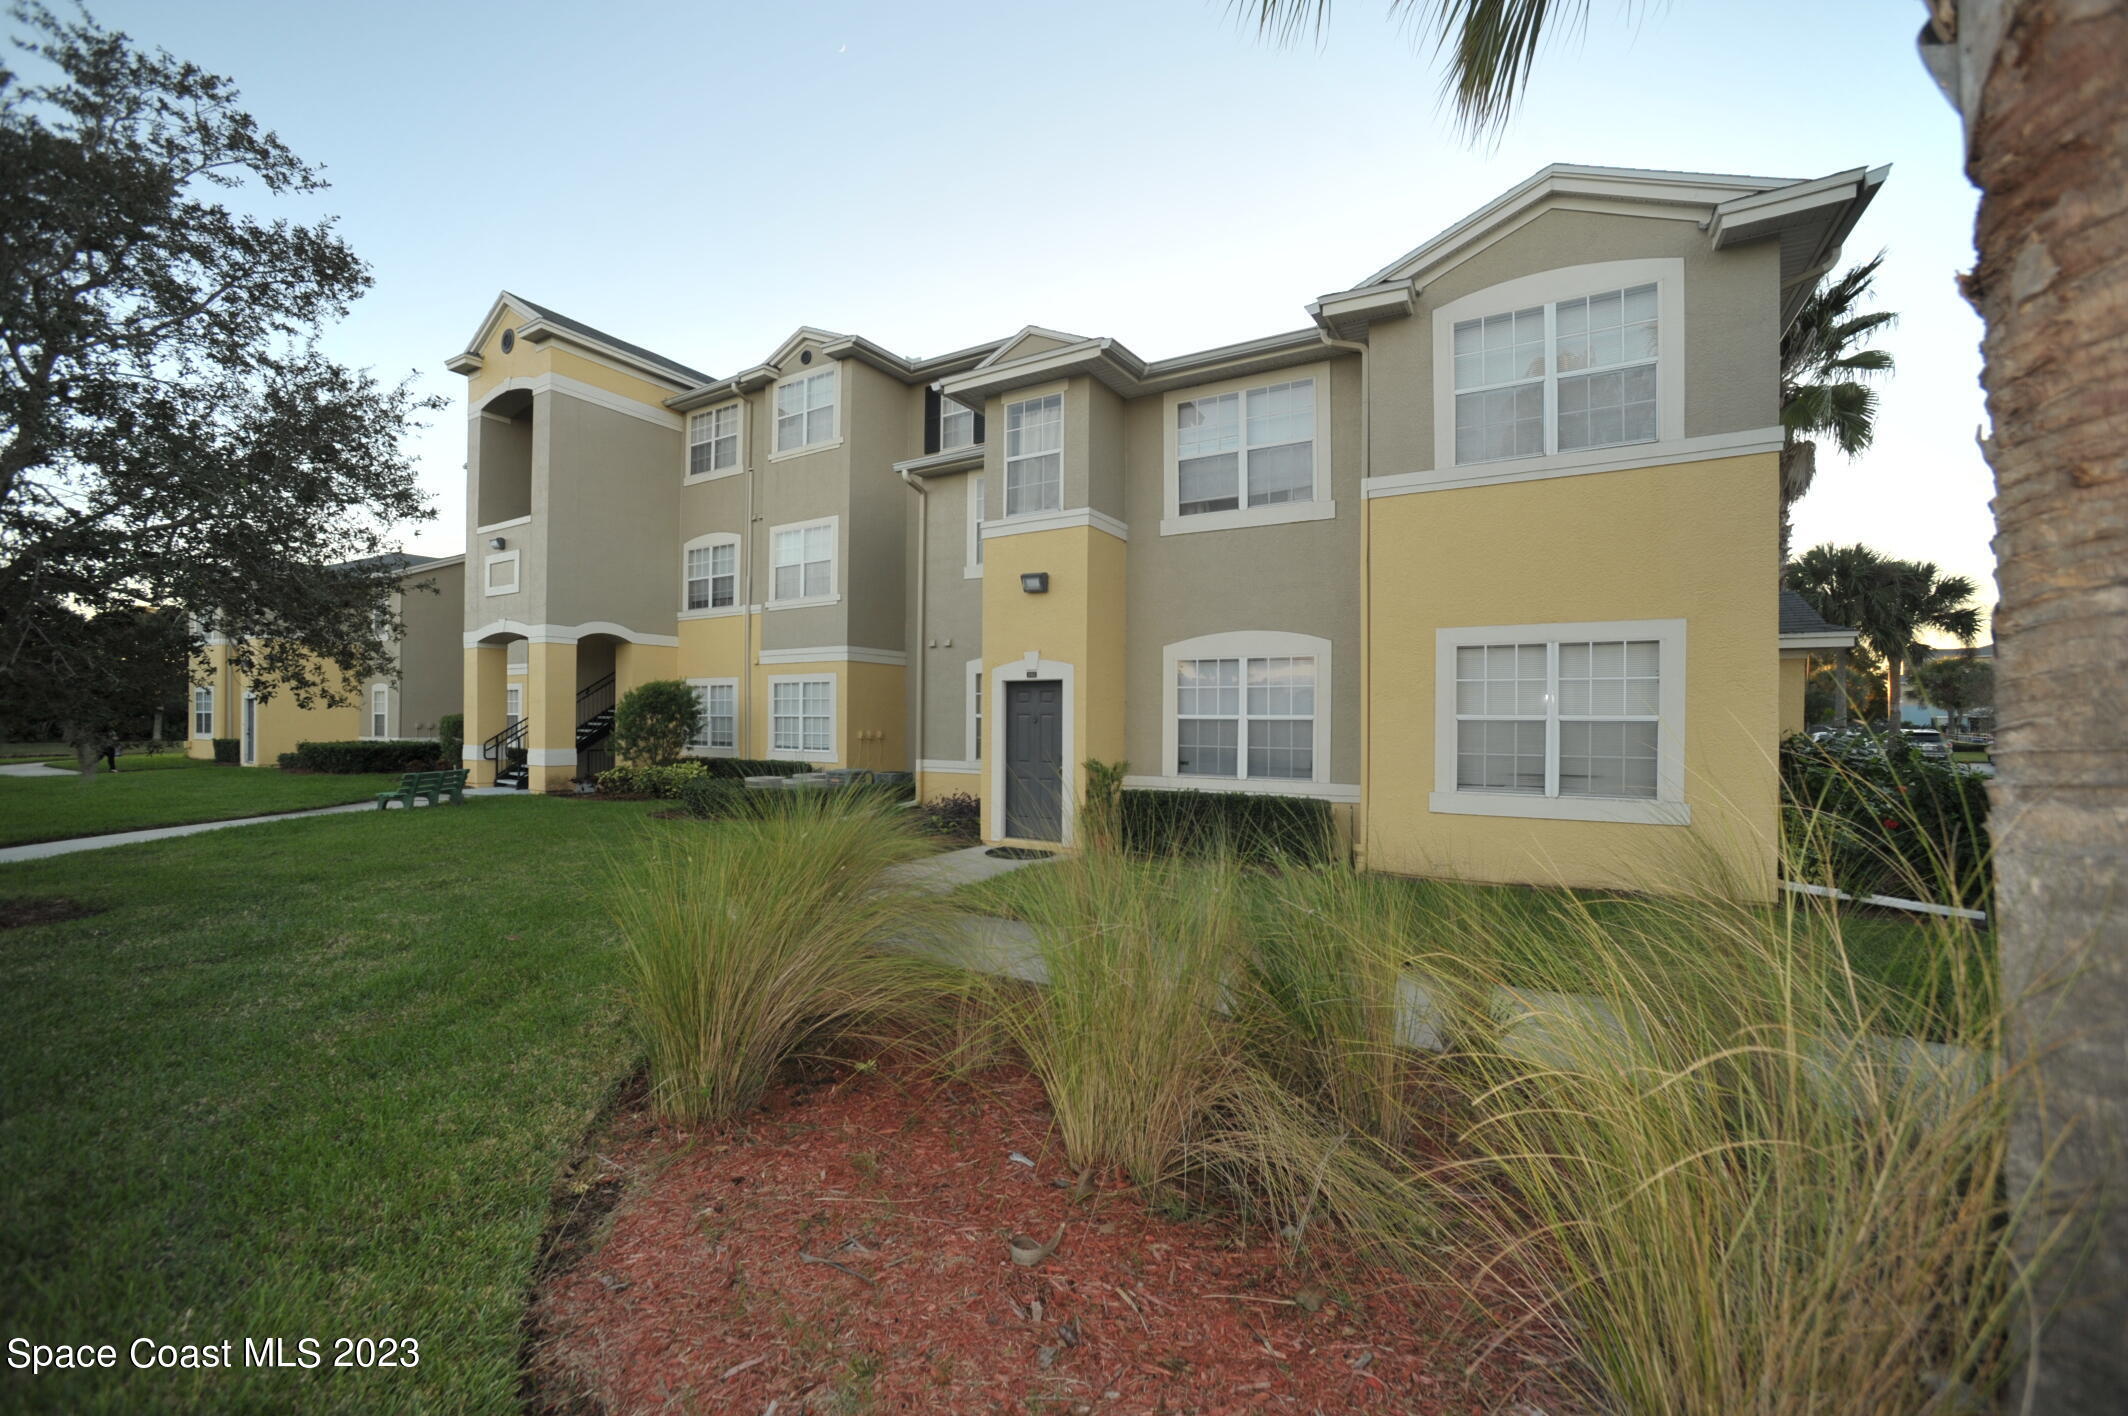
top-left (1365, 451), bottom-right (1782, 897)
top-left (1366, 206), bottom-right (1782, 477)
top-left (391, 559), bottom-right (464, 738)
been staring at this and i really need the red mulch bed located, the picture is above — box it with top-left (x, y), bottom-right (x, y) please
top-left (527, 1058), bottom-right (1581, 1415)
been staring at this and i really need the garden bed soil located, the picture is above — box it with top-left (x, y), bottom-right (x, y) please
top-left (525, 1056), bottom-right (1579, 1415)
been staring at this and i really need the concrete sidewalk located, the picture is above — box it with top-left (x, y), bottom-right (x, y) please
top-left (0, 788), bottom-right (528, 865)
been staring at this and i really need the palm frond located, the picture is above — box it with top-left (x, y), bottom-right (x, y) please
top-left (1425, 0), bottom-right (1596, 139)
top-left (1229, 0), bottom-right (1339, 45)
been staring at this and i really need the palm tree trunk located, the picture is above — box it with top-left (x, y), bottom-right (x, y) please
top-left (1885, 655), bottom-right (1902, 728)
top-left (1834, 647), bottom-right (1849, 727)
top-left (1961, 0), bottom-right (2128, 1401)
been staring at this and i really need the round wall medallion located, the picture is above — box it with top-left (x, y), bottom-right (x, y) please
top-left (501, 328), bottom-right (515, 354)
top-left (799, 349), bottom-right (813, 365)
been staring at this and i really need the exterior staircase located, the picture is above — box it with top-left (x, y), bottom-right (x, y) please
top-left (574, 674), bottom-right (616, 781)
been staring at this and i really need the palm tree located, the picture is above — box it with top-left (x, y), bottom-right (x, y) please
top-left (1787, 542), bottom-right (1885, 725)
top-left (1241, 2), bottom-right (2128, 1402)
top-left (1872, 558), bottom-right (1982, 718)
top-left (1779, 255), bottom-right (1896, 560)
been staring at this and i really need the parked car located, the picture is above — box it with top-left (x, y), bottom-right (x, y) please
top-left (1900, 727), bottom-right (1950, 761)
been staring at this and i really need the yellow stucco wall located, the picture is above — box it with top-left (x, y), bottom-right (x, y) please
top-left (978, 523), bottom-right (1127, 847)
top-left (1779, 654), bottom-right (1809, 738)
top-left (918, 768), bottom-right (983, 803)
top-left (465, 311), bottom-right (678, 412)
top-left (185, 642), bottom-right (366, 765)
top-left (1365, 451), bottom-right (1781, 898)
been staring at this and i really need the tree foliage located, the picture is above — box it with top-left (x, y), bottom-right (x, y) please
top-left (610, 680), bottom-right (703, 769)
top-left (0, 2), bottom-right (436, 748)
top-left (1788, 543), bottom-right (1983, 715)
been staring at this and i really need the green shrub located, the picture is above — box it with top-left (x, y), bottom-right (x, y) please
top-left (211, 738), bottom-right (239, 764)
top-left (1117, 788), bottom-right (1335, 864)
top-left (1781, 732), bottom-right (1991, 909)
top-left (276, 752), bottom-right (298, 769)
top-left (438, 713), bottom-right (463, 767)
top-left (608, 790), bottom-right (950, 1125)
top-left (677, 776), bottom-right (754, 820)
top-left (596, 760), bottom-right (709, 799)
top-left (290, 739), bottom-right (442, 774)
top-left (701, 758), bottom-right (814, 780)
top-left (916, 791), bottom-right (981, 840)
top-left (610, 680), bottom-right (702, 767)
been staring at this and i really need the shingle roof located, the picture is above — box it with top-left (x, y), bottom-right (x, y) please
top-left (1780, 589), bottom-right (1852, 636)
top-left (513, 294), bottom-right (715, 386)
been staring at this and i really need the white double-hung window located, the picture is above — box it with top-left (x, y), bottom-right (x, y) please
top-left (1450, 278), bottom-right (1663, 466)
top-left (1433, 619), bottom-right (1687, 825)
top-left (369, 685), bottom-right (389, 738)
top-left (1163, 631), bottom-right (1331, 785)
top-left (770, 676), bottom-right (834, 757)
top-left (689, 680), bottom-right (737, 751)
top-left (774, 368), bottom-right (838, 453)
top-left (688, 404), bottom-right (740, 479)
top-left (1176, 379), bottom-right (1316, 515)
top-left (940, 395), bottom-right (978, 451)
top-left (683, 535), bottom-right (739, 612)
top-left (769, 518), bottom-right (836, 603)
top-left (192, 685), bottom-right (214, 737)
top-left (1003, 393), bottom-right (1062, 516)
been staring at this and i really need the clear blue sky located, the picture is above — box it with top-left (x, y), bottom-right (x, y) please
top-left (80, 0), bottom-right (1994, 636)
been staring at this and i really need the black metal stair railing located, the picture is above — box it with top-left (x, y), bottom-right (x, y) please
top-left (574, 673), bottom-right (617, 781)
top-left (482, 717), bottom-right (529, 789)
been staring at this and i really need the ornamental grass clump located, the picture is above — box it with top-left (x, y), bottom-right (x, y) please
top-left (999, 844), bottom-right (1436, 1263)
top-left (608, 791), bottom-right (952, 1127)
top-left (1410, 865), bottom-right (2070, 1416)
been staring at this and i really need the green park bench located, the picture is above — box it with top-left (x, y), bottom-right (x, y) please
top-left (374, 768), bottom-right (469, 810)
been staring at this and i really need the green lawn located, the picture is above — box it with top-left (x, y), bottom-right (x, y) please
top-left (0, 760), bottom-right (410, 846)
top-left (0, 796), bottom-right (671, 1414)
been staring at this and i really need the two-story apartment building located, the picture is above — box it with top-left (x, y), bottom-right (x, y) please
top-left (443, 162), bottom-right (1884, 896)
top-left (187, 553), bottom-right (465, 764)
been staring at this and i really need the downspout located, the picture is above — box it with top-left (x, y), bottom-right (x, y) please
top-left (741, 392), bottom-right (757, 758)
top-left (1318, 329), bottom-right (1369, 867)
top-left (900, 463), bottom-right (928, 788)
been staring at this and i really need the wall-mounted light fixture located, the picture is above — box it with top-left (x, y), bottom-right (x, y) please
top-left (1019, 572), bottom-right (1049, 594)
top-left (488, 536), bottom-right (508, 551)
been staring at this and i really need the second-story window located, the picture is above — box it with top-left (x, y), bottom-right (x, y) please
top-left (774, 368), bottom-right (838, 453)
top-left (1453, 283), bottom-right (1658, 465)
top-left (1004, 393), bottom-right (1063, 517)
top-left (771, 519), bottom-right (836, 602)
top-left (689, 404), bottom-right (739, 478)
top-left (684, 539), bottom-right (737, 611)
top-left (1176, 378), bottom-right (1316, 516)
top-left (940, 395), bottom-right (978, 451)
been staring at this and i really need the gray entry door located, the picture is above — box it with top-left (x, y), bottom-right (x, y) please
top-left (1004, 679), bottom-right (1064, 842)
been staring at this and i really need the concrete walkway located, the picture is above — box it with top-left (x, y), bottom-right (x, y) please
top-left (0, 762), bottom-right (72, 778)
top-left (0, 788), bottom-right (528, 865)
top-left (883, 842), bottom-right (1055, 896)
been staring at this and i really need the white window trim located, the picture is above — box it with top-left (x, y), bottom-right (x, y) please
top-left (679, 531), bottom-right (744, 617)
top-left (1160, 630), bottom-right (1332, 785)
top-left (765, 515), bottom-right (840, 609)
top-left (767, 364), bottom-right (843, 461)
top-left (1429, 617), bottom-right (1690, 826)
top-left (192, 684), bottom-right (215, 739)
top-left (683, 400), bottom-right (745, 484)
top-left (1001, 385), bottom-right (1066, 521)
top-left (965, 658), bottom-right (983, 764)
top-left (504, 683), bottom-right (524, 727)
top-left (1430, 258), bottom-right (1685, 486)
top-left (939, 393), bottom-right (979, 452)
top-left (963, 473), bottom-right (985, 578)
top-left (366, 683), bottom-right (392, 741)
top-left (1159, 361), bottom-right (1336, 537)
top-left (683, 676), bottom-right (740, 756)
top-left (767, 673), bottom-right (838, 761)
top-left (483, 549), bottom-right (521, 597)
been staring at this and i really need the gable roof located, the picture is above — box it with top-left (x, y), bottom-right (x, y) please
top-left (445, 291), bottom-right (712, 388)
top-left (1336, 163), bottom-right (1888, 333)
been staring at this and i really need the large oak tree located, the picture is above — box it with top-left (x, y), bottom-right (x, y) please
top-left (0, 2), bottom-right (437, 771)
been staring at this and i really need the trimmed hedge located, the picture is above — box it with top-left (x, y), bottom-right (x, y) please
top-left (438, 713), bottom-right (463, 767)
top-left (211, 738), bottom-right (239, 764)
top-left (276, 753), bottom-right (298, 769)
top-left (289, 739), bottom-right (445, 774)
top-left (678, 776), bottom-right (754, 820)
top-left (701, 758), bottom-right (815, 780)
top-left (596, 761), bottom-right (708, 799)
top-left (1117, 788), bottom-right (1337, 865)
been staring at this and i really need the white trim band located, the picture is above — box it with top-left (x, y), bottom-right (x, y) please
top-left (982, 506), bottom-right (1129, 542)
top-left (1123, 774), bottom-right (1360, 804)
top-left (1365, 427), bottom-right (1784, 500)
top-left (756, 645), bottom-right (908, 667)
